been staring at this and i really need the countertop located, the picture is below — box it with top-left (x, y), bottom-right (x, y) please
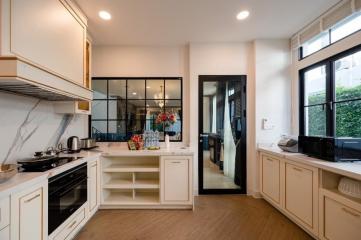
top-left (0, 145), bottom-right (194, 196)
top-left (258, 146), bottom-right (361, 181)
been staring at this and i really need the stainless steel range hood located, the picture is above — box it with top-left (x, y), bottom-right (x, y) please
top-left (0, 57), bottom-right (92, 101)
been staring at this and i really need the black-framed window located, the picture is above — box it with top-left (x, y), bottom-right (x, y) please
top-left (299, 11), bottom-right (361, 60)
top-left (300, 45), bottom-right (361, 137)
top-left (90, 77), bottom-right (183, 142)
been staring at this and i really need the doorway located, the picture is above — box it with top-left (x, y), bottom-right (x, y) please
top-left (198, 75), bottom-right (247, 194)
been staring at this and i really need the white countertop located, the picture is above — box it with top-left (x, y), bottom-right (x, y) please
top-left (258, 146), bottom-right (361, 181)
top-left (0, 145), bottom-right (194, 196)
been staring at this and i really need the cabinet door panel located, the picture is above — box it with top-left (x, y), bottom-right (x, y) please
top-left (164, 159), bottom-right (189, 202)
top-left (11, 0), bottom-right (85, 84)
top-left (19, 188), bottom-right (43, 240)
top-left (324, 197), bottom-right (361, 240)
top-left (89, 161), bottom-right (98, 211)
top-left (261, 156), bottom-right (280, 204)
top-left (285, 163), bottom-right (313, 227)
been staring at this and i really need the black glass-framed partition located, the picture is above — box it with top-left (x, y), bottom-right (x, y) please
top-left (89, 77), bottom-right (183, 142)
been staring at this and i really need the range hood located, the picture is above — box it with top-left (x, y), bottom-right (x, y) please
top-left (0, 57), bottom-right (92, 101)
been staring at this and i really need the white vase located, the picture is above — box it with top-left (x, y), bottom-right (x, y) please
top-left (165, 134), bottom-right (170, 149)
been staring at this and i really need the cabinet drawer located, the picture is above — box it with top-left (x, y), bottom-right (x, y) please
top-left (285, 163), bottom-right (313, 227)
top-left (0, 225), bottom-right (9, 240)
top-left (261, 156), bottom-right (280, 204)
top-left (324, 197), bottom-right (361, 240)
top-left (54, 208), bottom-right (85, 240)
top-left (0, 196), bottom-right (10, 230)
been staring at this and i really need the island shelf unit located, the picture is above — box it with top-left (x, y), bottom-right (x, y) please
top-left (100, 153), bottom-right (193, 209)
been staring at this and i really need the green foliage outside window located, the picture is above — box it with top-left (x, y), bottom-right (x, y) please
top-left (307, 85), bottom-right (361, 137)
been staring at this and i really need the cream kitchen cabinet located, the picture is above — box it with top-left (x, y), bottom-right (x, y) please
top-left (260, 154), bottom-right (281, 207)
top-left (284, 162), bottom-right (318, 234)
top-left (161, 156), bottom-right (193, 205)
top-left (11, 180), bottom-right (48, 240)
top-left (259, 152), bottom-right (319, 237)
top-left (88, 158), bottom-right (100, 217)
top-left (0, 196), bottom-right (10, 231)
top-left (0, 0), bottom-right (92, 101)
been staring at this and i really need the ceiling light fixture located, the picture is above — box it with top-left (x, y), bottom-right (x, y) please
top-left (237, 10), bottom-right (250, 20)
top-left (146, 86), bottom-right (151, 89)
top-left (99, 10), bottom-right (111, 20)
top-left (132, 92), bottom-right (137, 95)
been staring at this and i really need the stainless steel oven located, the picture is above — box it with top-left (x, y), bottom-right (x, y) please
top-left (48, 163), bottom-right (87, 235)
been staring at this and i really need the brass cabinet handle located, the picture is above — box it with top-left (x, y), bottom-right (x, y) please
top-left (171, 161), bottom-right (181, 163)
top-left (68, 220), bottom-right (77, 229)
top-left (24, 194), bottom-right (41, 203)
top-left (266, 158), bottom-right (273, 162)
top-left (292, 167), bottom-right (303, 172)
top-left (342, 207), bottom-right (360, 218)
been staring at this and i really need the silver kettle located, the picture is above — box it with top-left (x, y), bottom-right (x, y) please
top-left (67, 136), bottom-right (81, 153)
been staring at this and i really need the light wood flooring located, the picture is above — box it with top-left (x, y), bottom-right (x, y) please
top-left (203, 150), bottom-right (239, 189)
top-left (75, 195), bottom-right (313, 240)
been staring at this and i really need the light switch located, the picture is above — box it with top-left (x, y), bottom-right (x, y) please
top-left (262, 118), bottom-right (275, 130)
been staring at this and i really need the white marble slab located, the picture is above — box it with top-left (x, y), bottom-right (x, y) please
top-left (0, 92), bottom-right (88, 165)
top-left (258, 146), bottom-right (361, 181)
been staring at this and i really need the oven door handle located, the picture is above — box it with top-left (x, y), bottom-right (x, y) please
top-left (51, 178), bottom-right (87, 197)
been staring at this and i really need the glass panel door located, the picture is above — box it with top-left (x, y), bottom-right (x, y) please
top-left (199, 76), bottom-right (247, 194)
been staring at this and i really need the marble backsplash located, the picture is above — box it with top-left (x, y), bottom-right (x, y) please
top-left (0, 91), bottom-right (88, 164)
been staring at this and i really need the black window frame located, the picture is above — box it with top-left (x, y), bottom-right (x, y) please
top-left (299, 44), bottom-right (361, 137)
top-left (299, 11), bottom-right (361, 60)
top-left (89, 77), bottom-right (183, 142)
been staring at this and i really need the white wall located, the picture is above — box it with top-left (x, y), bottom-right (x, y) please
top-left (188, 42), bottom-right (257, 195)
top-left (253, 39), bottom-right (292, 194)
top-left (92, 45), bottom-right (190, 144)
top-left (255, 39), bottom-right (291, 144)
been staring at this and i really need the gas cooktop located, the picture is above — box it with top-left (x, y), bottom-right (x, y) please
top-left (18, 156), bottom-right (83, 172)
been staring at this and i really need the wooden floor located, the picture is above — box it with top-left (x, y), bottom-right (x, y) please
top-left (75, 195), bottom-right (313, 240)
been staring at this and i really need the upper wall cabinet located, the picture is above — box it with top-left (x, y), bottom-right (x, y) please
top-left (0, 0), bottom-right (92, 101)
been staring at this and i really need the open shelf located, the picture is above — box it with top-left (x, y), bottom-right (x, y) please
top-left (103, 179), bottom-right (159, 189)
top-left (101, 156), bottom-right (161, 206)
top-left (103, 164), bottom-right (159, 173)
top-left (134, 179), bottom-right (159, 189)
top-left (103, 179), bottom-right (133, 189)
top-left (103, 190), bottom-right (160, 205)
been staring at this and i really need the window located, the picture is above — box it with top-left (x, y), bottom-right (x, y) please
top-left (302, 32), bottom-right (330, 58)
top-left (90, 78), bottom-right (183, 142)
top-left (331, 11), bottom-right (361, 43)
top-left (300, 11), bottom-right (361, 59)
top-left (300, 46), bottom-right (361, 137)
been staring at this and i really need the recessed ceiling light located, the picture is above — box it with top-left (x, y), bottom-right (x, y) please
top-left (132, 92), bottom-right (137, 95)
top-left (99, 10), bottom-right (111, 20)
top-left (146, 86), bottom-right (151, 89)
top-left (237, 10), bottom-right (250, 20)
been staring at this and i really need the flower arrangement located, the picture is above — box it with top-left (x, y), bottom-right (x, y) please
top-left (156, 112), bottom-right (177, 127)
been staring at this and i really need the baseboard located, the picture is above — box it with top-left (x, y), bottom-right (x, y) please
top-left (247, 189), bottom-right (262, 198)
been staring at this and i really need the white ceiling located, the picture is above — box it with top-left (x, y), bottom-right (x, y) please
top-left (75, 0), bottom-right (340, 45)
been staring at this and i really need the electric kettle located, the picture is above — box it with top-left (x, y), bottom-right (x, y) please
top-left (67, 136), bottom-right (81, 153)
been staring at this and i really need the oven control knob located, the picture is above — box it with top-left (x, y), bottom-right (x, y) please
top-left (51, 163), bottom-right (57, 168)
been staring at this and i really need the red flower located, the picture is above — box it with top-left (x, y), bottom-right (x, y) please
top-left (161, 113), bottom-right (167, 121)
